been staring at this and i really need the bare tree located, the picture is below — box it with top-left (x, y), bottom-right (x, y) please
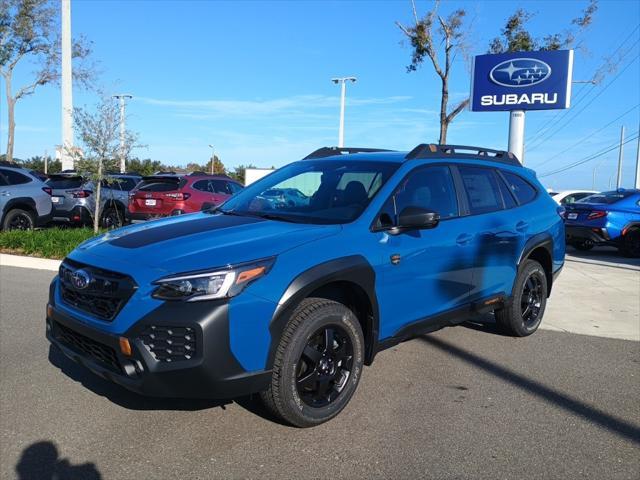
top-left (71, 98), bottom-right (139, 233)
top-left (0, 0), bottom-right (94, 162)
top-left (397, 0), bottom-right (470, 144)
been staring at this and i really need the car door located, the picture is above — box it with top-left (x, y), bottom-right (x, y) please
top-left (372, 164), bottom-right (475, 339)
top-left (454, 165), bottom-right (524, 302)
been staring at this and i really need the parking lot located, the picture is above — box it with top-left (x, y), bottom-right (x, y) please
top-left (1, 253), bottom-right (638, 480)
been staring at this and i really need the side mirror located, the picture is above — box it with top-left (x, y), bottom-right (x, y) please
top-left (393, 206), bottom-right (440, 233)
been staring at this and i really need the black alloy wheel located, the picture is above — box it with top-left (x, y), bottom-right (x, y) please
top-left (296, 325), bottom-right (354, 408)
top-left (520, 274), bottom-right (544, 328)
top-left (4, 209), bottom-right (35, 231)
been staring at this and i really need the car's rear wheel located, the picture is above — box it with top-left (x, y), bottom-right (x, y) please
top-left (2, 208), bottom-right (35, 231)
top-left (572, 240), bottom-right (594, 251)
top-left (621, 228), bottom-right (640, 258)
top-left (260, 298), bottom-right (364, 428)
top-left (100, 207), bottom-right (123, 229)
top-left (495, 259), bottom-right (548, 337)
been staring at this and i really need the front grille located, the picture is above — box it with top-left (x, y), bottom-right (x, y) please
top-left (140, 326), bottom-right (196, 362)
top-left (59, 259), bottom-right (136, 321)
top-left (54, 321), bottom-right (121, 373)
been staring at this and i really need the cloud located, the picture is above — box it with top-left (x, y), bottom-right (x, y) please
top-left (136, 94), bottom-right (412, 117)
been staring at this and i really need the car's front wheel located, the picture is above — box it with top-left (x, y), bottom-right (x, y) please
top-left (260, 298), bottom-right (364, 427)
top-left (495, 259), bottom-right (548, 337)
top-left (2, 208), bottom-right (35, 231)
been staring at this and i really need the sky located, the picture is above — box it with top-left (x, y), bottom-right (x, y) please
top-left (1, 0), bottom-right (639, 191)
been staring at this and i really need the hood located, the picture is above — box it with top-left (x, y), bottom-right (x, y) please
top-left (71, 212), bottom-right (341, 274)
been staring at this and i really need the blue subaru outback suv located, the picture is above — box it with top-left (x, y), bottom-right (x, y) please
top-left (46, 144), bottom-right (564, 427)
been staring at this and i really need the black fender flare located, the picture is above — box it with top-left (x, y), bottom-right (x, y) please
top-left (1, 197), bottom-right (37, 224)
top-left (266, 255), bottom-right (379, 368)
top-left (622, 222), bottom-right (640, 236)
top-left (516, 233), bottom-right (554, 295)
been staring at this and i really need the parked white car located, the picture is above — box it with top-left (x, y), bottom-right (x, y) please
top-left (549, 190), bottom-right (598, 205)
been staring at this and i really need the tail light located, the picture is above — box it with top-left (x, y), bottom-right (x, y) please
top-left (164, 192), bottom-right (191, 201)
top-left (557, 206), bottom-right (566, 219)
top-left (68, 189), bottom-right (92, 198)
top-left (587, 211), bottom-right (607, 220)
top-left (42, 187), bottom-right (53, 195)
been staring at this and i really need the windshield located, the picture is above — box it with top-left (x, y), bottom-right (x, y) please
top-left (218, 160), bottom-right (399, 224)
top-left (577, 190), bottom-right (635, 205)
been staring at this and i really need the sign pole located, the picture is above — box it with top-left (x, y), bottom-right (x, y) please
top-left (508, 110), bottom-right (526, 164)
top-left (634, 128), bottom-right (640, 189)
top-left (616, 125), bottom-right (625, 189)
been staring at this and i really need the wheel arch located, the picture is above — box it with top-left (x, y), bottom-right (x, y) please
top-left (1, 197), bottom-right (37, 226)
top-left (267, 255), bottom-right (379, 368)
top-left (517, 234), bottom-right (554, 296)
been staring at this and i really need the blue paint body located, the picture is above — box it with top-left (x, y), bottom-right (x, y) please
top-left (61, 152), bottom-right (565, 373)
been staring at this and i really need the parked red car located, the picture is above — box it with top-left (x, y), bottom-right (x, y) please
top-left (128, 172), bottom-right (243, 220)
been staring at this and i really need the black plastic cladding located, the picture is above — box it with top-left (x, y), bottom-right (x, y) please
top-left (268, 255), bottom-right (380, 367)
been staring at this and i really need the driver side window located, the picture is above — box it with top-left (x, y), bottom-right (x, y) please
top-left (376, 165), bottom-right (458, 229)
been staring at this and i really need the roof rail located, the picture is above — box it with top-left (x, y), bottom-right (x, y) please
top-left (406, 144), bottom-right (521, 166)
top-left (303, 146), bottom-right (395, 160)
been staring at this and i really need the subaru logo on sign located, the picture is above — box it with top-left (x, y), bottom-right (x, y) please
top-left (70, 269), bottom-right (92, 290)
top-left (489, 58), bottom-right (552, 88)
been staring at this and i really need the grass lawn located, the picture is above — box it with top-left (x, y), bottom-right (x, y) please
top-left (0, 227), bottom-right (99, 260)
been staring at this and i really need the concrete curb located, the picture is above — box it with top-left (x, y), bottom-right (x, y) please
top-left (0, 253), bottom-right (61, 271)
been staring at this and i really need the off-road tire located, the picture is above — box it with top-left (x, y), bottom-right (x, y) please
top-left (495, 259), bottom-right (548, 337)
top-left (2, 208), bottom-right (35, 231)
top-left (621, 228), bottom-right (640, 258)
top-left (260, 298), bottom-right (364, 428)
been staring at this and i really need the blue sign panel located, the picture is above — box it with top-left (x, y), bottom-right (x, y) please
top-left (471, 50), bottom-right (574, 112)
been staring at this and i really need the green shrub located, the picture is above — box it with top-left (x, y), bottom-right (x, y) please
top-left (0, 228), bottom-right (99, 259)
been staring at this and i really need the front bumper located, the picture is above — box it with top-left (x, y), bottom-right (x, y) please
top-left (46, 286), bottom-right (271, 399)
top-left (565, 225), bottom-right (609, 245)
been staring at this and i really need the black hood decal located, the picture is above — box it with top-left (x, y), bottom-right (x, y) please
top-left (110, 214), bottom-right (265, 249)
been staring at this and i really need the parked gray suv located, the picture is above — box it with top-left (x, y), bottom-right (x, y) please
top-left (0, 165), bottom-right (53, 230)
top-left (46, 173), bottom-right (141, 228)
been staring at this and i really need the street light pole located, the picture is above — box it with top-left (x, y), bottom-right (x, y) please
top-left (208, 144), bottom-right (215, 174)
top-left (61, 0), bottom-right (74, 171)
top-left (112, 94), bottom-right (132, 173)
top-left (331, 77), bottom-right (357, 147)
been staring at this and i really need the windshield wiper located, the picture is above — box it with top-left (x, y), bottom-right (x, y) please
top-left (251, 212), bottom-right (300, 223)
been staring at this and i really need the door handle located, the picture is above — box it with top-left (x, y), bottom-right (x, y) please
top-left (456, 233), bottom-right (473, 245)
top-left (516, 221), bottom-right (529, 232)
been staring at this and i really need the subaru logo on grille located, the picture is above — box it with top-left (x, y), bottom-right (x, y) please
top-left (489, 58), bottom-right (552, 87)
top-left (70, 269), bottom-right (92, 290)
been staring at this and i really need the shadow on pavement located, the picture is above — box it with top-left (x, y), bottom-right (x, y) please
top-left (47, 345), bottom-right (289, 425)
top-left (420, 335), bottom-right (640, 444)
top-left (15, 441), bottom-right (101, 480)
top-left (565, 245), bottom-right (640, 269)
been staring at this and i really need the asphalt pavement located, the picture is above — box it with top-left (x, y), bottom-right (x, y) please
top-left (1, 265), bottom-right (639, 480)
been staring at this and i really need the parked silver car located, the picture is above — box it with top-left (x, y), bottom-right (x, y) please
top-left (0, 165), bottom-right (53, 230)
top-left (46, 173), bottom-right (141, 228)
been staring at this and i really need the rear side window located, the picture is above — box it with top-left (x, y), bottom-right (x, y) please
top-left (0, 168), bottom-right (32, 185)
top-left (138, 179), bottom-right (184, 192)
top-left (502, 172), bottom-right (537, 205)
top-left (496, 175), bottom-right (517, 209)
top-left (45, 177), bottom-right (83, 189)
top-left (210, 179), bottom-right (231, 194)
top-left (228, 182), bottom-right (243, 194)
top-left (458, 166), bottom-right (503, 215)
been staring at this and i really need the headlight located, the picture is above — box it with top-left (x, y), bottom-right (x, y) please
top-left (152, 257), bottom-right (274, 302)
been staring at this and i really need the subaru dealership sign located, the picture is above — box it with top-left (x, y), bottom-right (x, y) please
top-left (471, 50), bottom-right (574, 111)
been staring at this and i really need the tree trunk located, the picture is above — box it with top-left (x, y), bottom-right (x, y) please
top-left (93, 159), bottom-right (103, 233)
top-left (4, 75), bottom-right (16, 163)
top-left (439, 77), bottom-right (449, 144)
